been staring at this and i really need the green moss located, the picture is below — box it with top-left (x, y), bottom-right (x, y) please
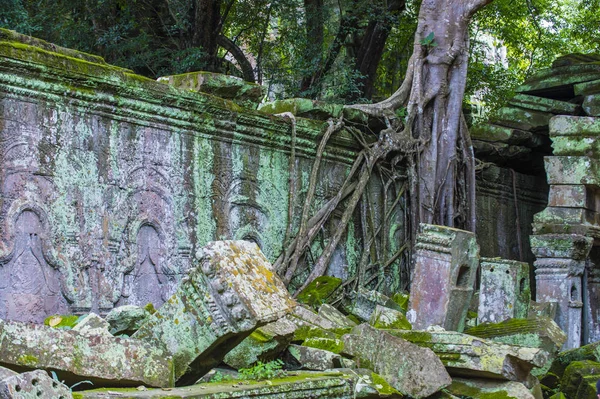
top-left (44, 314), bottom-right (82, 329)
top-left (17, 354), bottom-right (38, 366)
top-left (296, 276), bottom-right (342, 308)
top-left (143, 303), bottom-right (157, 315)
top-left (388, 330), bottom-right (432, 344)
top-left (370, 372), bottom-right (402, 396)
top-left (391, 293), bottom-right (409, 313)
top-left (302, 338), bottom-right (344, 354)
top-left (293, 325), bottom-right (337, 342)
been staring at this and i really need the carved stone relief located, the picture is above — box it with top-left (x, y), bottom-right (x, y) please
top-left (0, 210), bottom-right (67, 323)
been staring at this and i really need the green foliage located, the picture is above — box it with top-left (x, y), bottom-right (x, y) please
top-left (238, 359), bottom-right (286, 380)
top-left (209, 371), bottom-right (234, 383)
top-left (420, 32), bottom-right (437, 48)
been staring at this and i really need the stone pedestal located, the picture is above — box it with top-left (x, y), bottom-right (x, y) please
top-left (407, 224), bottom-right (479, 332)
top-left (479, 258), bottom-right (531, 323)
top-left (530, 234), bottom-right (592, 349)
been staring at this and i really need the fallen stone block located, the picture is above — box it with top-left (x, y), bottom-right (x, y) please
top-left (491, 106), bottom-right (553, 133)
top-left (0, 370), bottom-right (73, 399)
top-left (72, 313), bottom-right (112, 338)
top-left (341, 324), bottom-right (451, 398)
top-left (369, 304), bottom-right (411, 330)
top-left (447, 378), bottom-right (536, 399)
top-left (559, 360), bottom-right (600, 399)
top-left (223, 317), bottom-right (296, 369)
top-left (478, 258), bottom-right (530, 323)
top-left (292, 323), bottom-right (339, 342)
top-left (291, 305), bottom-right (337, 330)
top-left (302, 337), bottom-right (345, 353)
top-left (516, 63), bottom-right (600, 94)
top-left (105, 305), bottom-right (152, 336)
top-left (133, 241), bottom-right (296, 385)
top-left (337, 368), bottom-right (403, 398)
top-left (341, 288), bottom-right (402, 323)
top-left (76, 371), bottom-right (358, 399)
top-left (389, 329), bottom-right (549, 384)
top-left (509, 94), bottom-right (580, 115)
top-left (318, 304), bottom-right (357, 329)
top-left (284, 344), bottom-right (343, 371)
top-left (465, 316), bottom-right (566, 353)
top-left (158, 71), bottom-right (266, 109)
top-left (548, 331), bottom-right (600, 377)
top-left (0, 319), bottom-right (174, 387)
top-left (408, 224), bottom-right (479, 332)
top-left (529, 301), bottom-right (558, 319)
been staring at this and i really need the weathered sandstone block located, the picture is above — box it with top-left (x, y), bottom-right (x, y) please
top-left (133, 240), bottom-right (296, 385)
top-left (0, 370), bottom-right (73, 399)
top-left (408, 224), bottom-right (479, 332)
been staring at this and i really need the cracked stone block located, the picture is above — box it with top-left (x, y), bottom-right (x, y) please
top-left (0, 370), bottom-right (72, 399)
top-left (408, 224), bottom-right (479, 332)
top-left (341, 324), bottom-right (451, 399)
top-left (390, 329), bottom-right (549, 385)
top-left (284, 344), bottom-right (343, 371)
top-left (105, 305), bottom-right (152, 336)
top-left (341, 288), bottom-right (402, 323)
top-left (478, 258), bottom-right (530, 323)
top-left (223, 317), bottom-right (296, 369)
top-left (0, 319), bottom-right (174, 388)
top-left (317, 304), bottom-right (357, 329)
top-left (559, 360), bottom-right (600, 398)
top-left (133, 241), bottom-right (296, 385)
top-left (465, 316), bottom-right (567, 353)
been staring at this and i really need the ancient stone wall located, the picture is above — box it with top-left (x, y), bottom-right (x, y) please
top-left (0, 30), bottom-right (387, 322)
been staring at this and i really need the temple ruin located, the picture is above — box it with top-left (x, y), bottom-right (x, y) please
top-left (1, 28), bottom-right (600, 398)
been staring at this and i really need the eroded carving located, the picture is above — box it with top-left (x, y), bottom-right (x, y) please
top-left (0, 210), bottom-right (67, 323)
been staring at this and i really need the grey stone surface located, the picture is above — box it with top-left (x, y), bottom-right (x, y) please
top-left (0, 365), bottom-right (17, 380)
top-left (0, 319), bottom-right (173, 387)
top-left (133, 241), bottom-right (297, 385)
top-left (447, 378), bottom-right (536, 399)
top-left (478, 258), bottom-right (530, 324)
top-left (105, 305), bottom-right (152, 336)
top-left (341, 288), bottom-right (402, 323)
top-left (318, 304), bottom-right (357, 329)
top-left (72, 312), bottom-right (112, 337)
top-left (223, 317), bottom-right (296, 369)
top-left (0, 370), bottom-right (73, 399)
top-left (341, 324), bottom-right (451, 398)
top-left (291, 305), bottom-right (337, 330)
top-left (285, 344), bottom-right (343, 371)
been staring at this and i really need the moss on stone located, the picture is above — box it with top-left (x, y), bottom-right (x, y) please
top-left (370, 372), bottom-right (402, 396)
top-left (302, 337), bottom-right (344, 354)
top-left (391, 293), bottom-right (409, 313)
top-left (296, 276), bottom-right (342, 308)
top-left (293, 325), bottom-right (337, 342)
top-left (44, 314), bottom-right (82, 329)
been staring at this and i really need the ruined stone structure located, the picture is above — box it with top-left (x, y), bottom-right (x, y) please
top-left (0, 30), bottom-right (370, 323)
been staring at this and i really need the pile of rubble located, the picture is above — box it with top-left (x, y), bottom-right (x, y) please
top-left (0, 234), bottom-right (589, 399)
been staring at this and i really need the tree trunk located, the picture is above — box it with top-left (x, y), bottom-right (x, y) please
top-left (349, 0), bottom-right (492, 233)
top-left (191, 0), bottom-right (222, 72)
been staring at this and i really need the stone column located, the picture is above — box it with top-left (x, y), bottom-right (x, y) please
top-left (530, 234), bottom-right (592, 349)
top-left (407, 224), bottom-right (480, 332)
top-left (478, 258), bottom-right (530, 324)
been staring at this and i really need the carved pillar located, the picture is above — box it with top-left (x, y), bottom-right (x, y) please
top-left (478, 258), bottom-right (530, 323)
top-left (407, 224), bottom-right (480, 332)
top-left (530, 235), bottom-right (592, 349)
top-left (530, 116), bottom-right (600, 348)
